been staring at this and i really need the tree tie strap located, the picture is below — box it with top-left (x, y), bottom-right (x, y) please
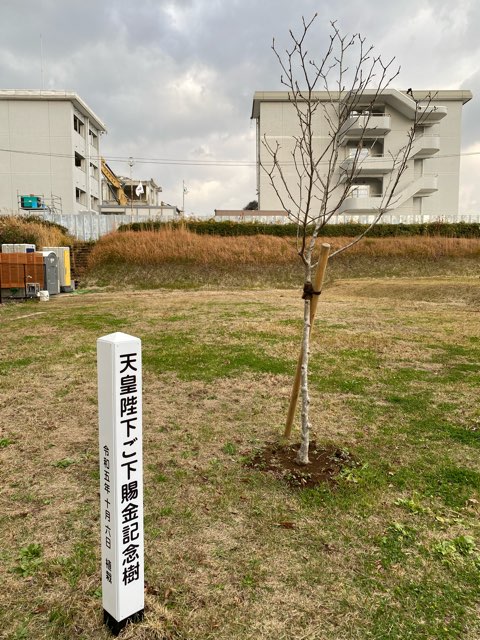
top-left (302, 283), bottom-right (322, 300)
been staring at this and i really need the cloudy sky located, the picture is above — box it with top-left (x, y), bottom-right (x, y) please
top-left (0, 0), bottom-right (478, 216)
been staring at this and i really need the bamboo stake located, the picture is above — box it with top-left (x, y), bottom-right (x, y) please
top-left (284, 243), bottom-right (331, 440)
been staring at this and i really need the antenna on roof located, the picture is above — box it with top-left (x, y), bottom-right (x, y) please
top-left (40, 34), bottom-right (45, 90)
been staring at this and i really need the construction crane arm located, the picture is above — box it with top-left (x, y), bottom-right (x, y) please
top-left (101, 157), bottom-right (129, 206)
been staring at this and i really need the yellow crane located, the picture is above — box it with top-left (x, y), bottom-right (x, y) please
top-left (101, 158), bottom-right (129, 206)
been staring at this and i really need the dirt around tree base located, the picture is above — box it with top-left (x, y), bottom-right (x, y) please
top-left (246, 441), bottom-right (358, 489)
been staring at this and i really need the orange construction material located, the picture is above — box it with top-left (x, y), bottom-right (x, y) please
top-left (0, 252), bottom-right (45, 289)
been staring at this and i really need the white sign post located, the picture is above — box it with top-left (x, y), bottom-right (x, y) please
top-left (97, 332), bottom-right (144, 636)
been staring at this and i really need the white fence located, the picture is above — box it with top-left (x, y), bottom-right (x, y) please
top-left (216, 212), bottom-right (480, 225)
top-left (3, 210), bottom-right (480, 242)
top-left (333, 213), bottom-right (480, 225)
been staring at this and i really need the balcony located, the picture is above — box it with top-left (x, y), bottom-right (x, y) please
top-left (409, 134), bottom-right (441, 159)
top-left (339, 154), bottom-right (394, 180)
top-left (414, 174), bottom-right (438, 195)
top-left (339, 114), bottom-right (391, 141)
top-left (417, 104), bottom-right (447, 124)
top-left (339, 175), bottom-right (438, 214)
top-left (339, 195), bottom-right (384, 214)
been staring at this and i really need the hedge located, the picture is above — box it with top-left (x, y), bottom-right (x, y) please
top-left (117, 219), bottom-right (480, 239)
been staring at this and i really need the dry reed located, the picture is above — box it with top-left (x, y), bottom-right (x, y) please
top-left (88, 229), bottom-right (296, 268)
top-left (0, 215), bottom-right (72, 248)
top-left (88, 228), bottom-right (480, 270)
top-left (336, 235), bottom-right (480, 258)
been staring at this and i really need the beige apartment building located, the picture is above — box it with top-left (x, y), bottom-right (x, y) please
top-left (252, 89), bottom-right (472, 222)
top-left (0, 90), bottom-right (106, 214)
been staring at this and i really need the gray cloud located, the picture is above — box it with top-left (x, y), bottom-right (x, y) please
top-left (0, 0), bottom-right (477, 215)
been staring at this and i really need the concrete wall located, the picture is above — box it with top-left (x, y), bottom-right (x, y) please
top-left (0, 100), bottom-right (74, 212)
top-left (0, 98), bottom-right (102, 215)
top-left (258, 100), bottom-right (335, 213)
top-left (422, 101), bottom-right (463, 217)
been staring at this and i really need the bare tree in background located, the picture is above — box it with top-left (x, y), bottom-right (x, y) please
top-left (262, 15), bottom-right (433, 464)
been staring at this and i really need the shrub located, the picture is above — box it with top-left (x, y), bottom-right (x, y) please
top-left (117, 219), bottom-right (480, 239)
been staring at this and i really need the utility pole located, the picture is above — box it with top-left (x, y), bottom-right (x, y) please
top-left (129, 157), bottom-right (134, 215)
top-left (182, 181), bottom-right (188, 218)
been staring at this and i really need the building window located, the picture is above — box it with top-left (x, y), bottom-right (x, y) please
top-left (89, 129), bottom-right (98, 148)
top-left (73, 115), bottom-right (84, 135)
top-left (89, 162), bottom-right (98, 180)
top-left (91, 195), bottom-right (99, 210)
top-left (76, 187), bottom-right (86, 205)
top-left (75, 152), bottom-right (85, 170)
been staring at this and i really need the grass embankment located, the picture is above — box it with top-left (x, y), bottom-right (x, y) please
top-left (85, 228), bottom-right (480, 289)
top-left (1, 281), bottom-right (479, 639)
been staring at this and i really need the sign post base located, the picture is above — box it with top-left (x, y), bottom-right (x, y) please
top-left (104, 609), bottom-right (144, 636)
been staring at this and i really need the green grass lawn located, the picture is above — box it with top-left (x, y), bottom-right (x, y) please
top-left (0, 278), bottom-right (479, 639)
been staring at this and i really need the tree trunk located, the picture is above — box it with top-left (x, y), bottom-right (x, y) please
top-left (284, 244), bottom-right (330, 440)
top-left (296, 294), bottom-right (311, 465)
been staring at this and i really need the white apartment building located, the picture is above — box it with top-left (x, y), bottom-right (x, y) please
top-left (0, 90), bottom-right (106, 214)
top-left (252, 89), bottom-right (472, 222)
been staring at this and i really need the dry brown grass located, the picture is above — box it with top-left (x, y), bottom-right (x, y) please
top-left (0, 215), bottom-right (72, 249)
top-left (88, 229), bottom-right (295, 269)
top-left (339, 235), bottom-right (480, 258)
top-left (87, 229), bottom-right (480, 272)
top-left (329, 276), bottom-right (480, 306)
top-left (1, 281), bottom-right (480, 639)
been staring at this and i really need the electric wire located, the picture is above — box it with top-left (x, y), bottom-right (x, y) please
top-left (0, 147), bottom-right (255, 167)
top-left (0, 146), bottom-right (479, 168)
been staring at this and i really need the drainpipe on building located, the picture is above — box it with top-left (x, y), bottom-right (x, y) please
top-left (85, 117), bottom-right (91, 212)
top-left (256, 117), bottom-right (261, 208)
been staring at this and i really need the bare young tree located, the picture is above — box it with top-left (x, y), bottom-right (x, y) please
top-left (262, 16), bottom-right (433, 464)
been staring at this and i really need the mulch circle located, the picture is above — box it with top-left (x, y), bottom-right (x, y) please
top-left (246, 440), bottom-right (358, 489)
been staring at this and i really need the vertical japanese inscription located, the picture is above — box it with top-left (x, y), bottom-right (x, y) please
top-left (98, 333), bottom-right (144, 634)
top-left (118, 351), bottom-right (141, 589)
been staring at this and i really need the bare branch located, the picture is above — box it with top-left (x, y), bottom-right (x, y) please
top-left (265, 15), bottom-right (429, 455)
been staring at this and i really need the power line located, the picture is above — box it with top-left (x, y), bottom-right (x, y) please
top-left (0, 146), bottom-right (479, 167)
top-left (0, 147), bottom-right (256, 167)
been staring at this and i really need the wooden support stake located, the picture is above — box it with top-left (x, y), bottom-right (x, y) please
top-left (283, 243), bottom-right (331, 440)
